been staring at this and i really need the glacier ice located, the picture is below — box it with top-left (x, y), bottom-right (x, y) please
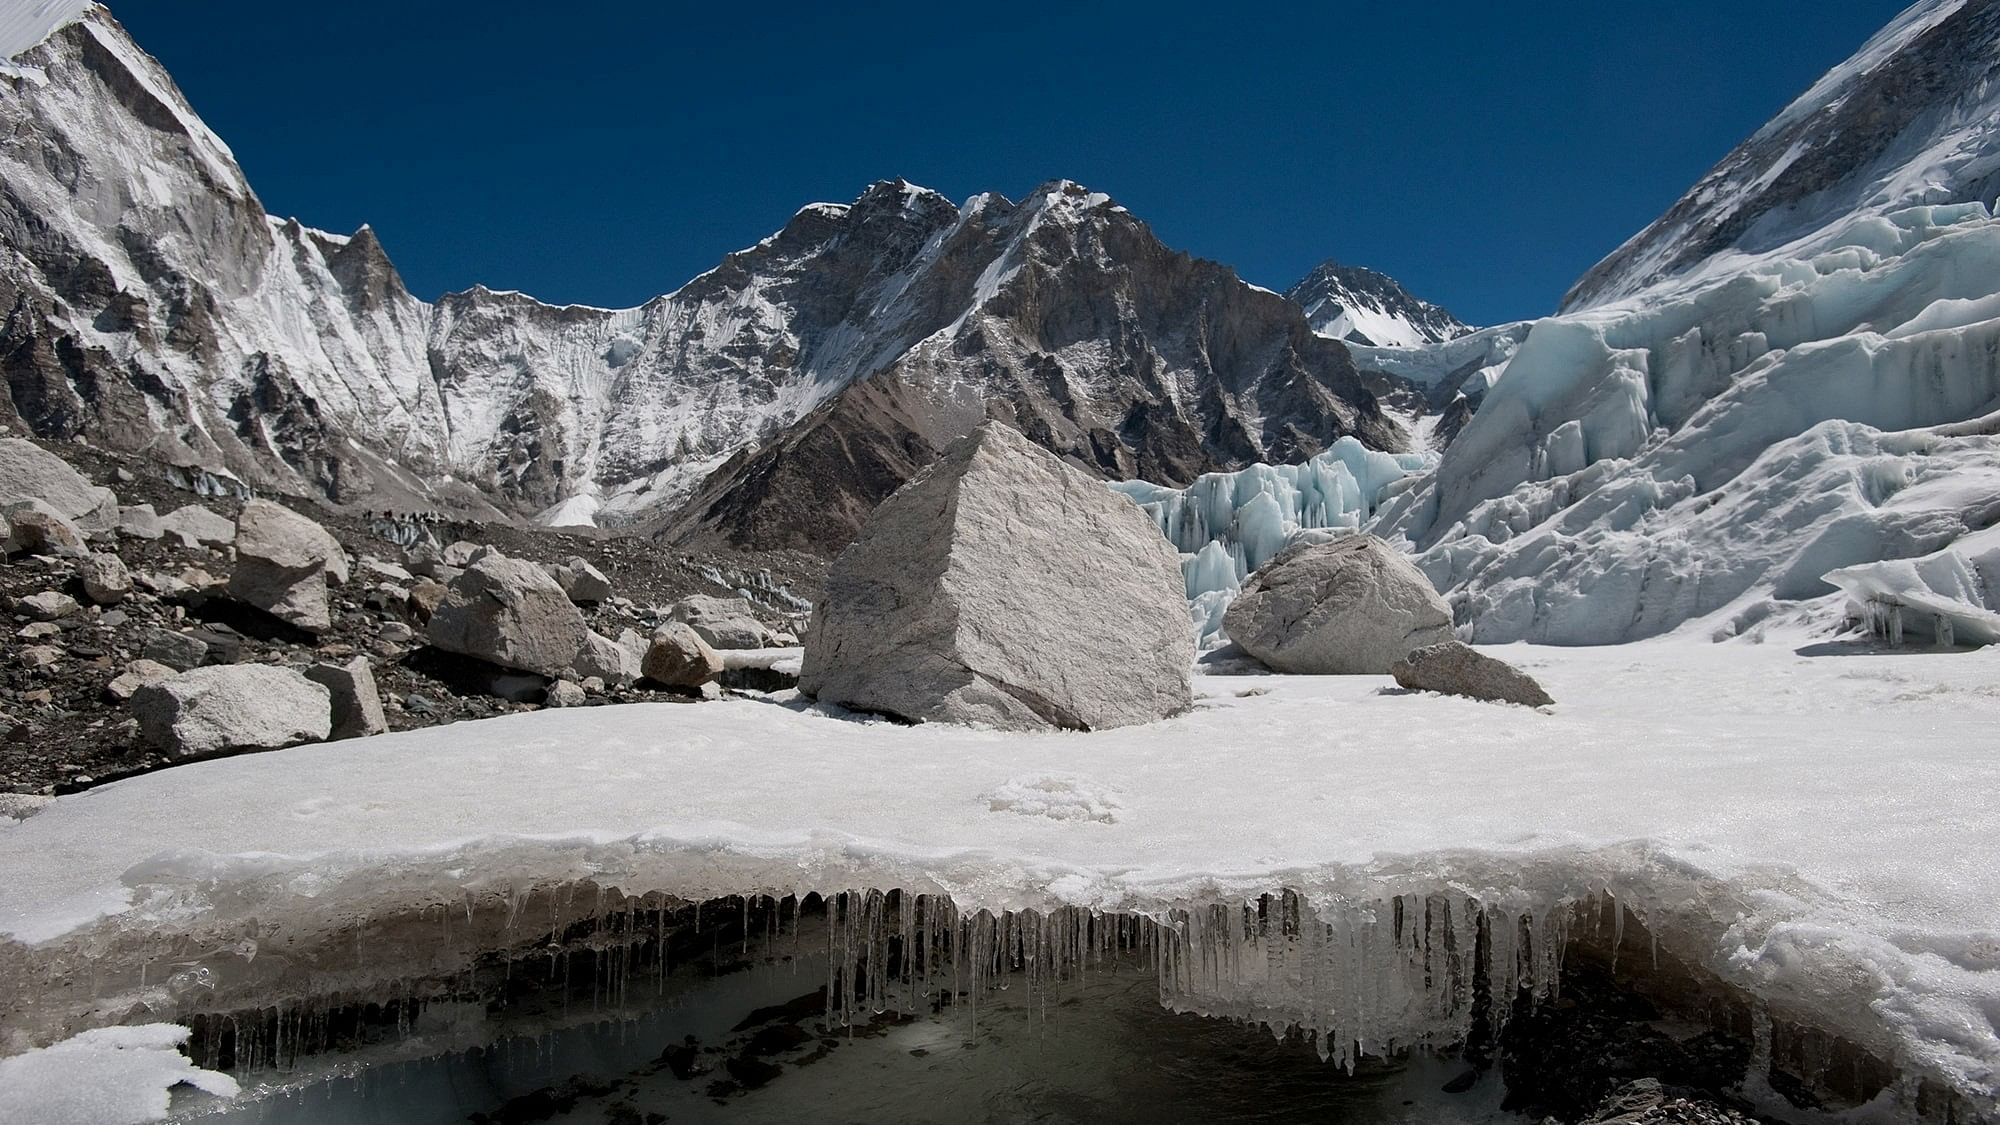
top-left (1112, 436), bottom-right (1432, 643)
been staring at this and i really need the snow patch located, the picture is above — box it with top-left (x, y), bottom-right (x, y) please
top-left (982, 773), bottom-right (1124, 824)
top-left (0, 1024), bottom-right (238, 1124)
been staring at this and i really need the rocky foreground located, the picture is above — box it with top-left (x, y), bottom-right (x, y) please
top-left (0, 433), bottom-right (821, 799)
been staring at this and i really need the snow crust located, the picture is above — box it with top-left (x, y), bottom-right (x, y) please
top-left (1, 640), bottom-right (1995, 1109)
top-left (1112, 437), bottom-right (1431, 642)
top-left (0, 1024), bottom-right (238, 1124)
top-left (0, 0), bottom-right (90, 60)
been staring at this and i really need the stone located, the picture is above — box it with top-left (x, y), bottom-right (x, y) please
top-left (105, 659), bottom-right (177, 702)
top-left (1223, 535), bottom-right (1454, 675)
top-left (76, 553), bottom-right (132, 605)
top-left (551, 556), bottom-right (613, 604)
top-left (641, 621), bottom-right (723, 688)
top-left (1390, 641), bottom-right (1554, 707)
top-left (305, 657), bottom-right (389, 739)
top-left (800, 423), bottom-right (1193, 731)
top-left (378, 621), bottom-right (415, 644)
top-left (407, 577), bottom-right (447, 622)
top-left (116, 504), bottom-right (165, 540)
top-left (425, 550), bottom-right (589, 676)
top-left (441, 540), bottom-right (482, 567)
top-left (17, 622), bottom-right (59, 640)
top-left (21, 645), bottom-right (60, 668)
top-left (16, 591), bottom-right (78, 621)
top-left (142, 629), bottom-right (209, 671)
top-left (227, 500), bottom-right (349, 632)
top-left (131, 664), bottom-right (331, 758)
top-left (571, 629), bottom-right (641, 686)
top-left (359, 557), bottom-right (414, 582)
top-left (0, 438), bottom-right (117, 524)
top-left (158, 504), bottom-right (236, 548)
top-left (3, 499), bottom-right (88, 557)
top-left (544, 679), bottom-right (587, 708)
top-left (668, 594), bottom-right (780, 650)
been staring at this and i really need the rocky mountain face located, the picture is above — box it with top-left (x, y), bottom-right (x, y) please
top-left (0, 8), bottom-right (1402, 555)
top-left (1286, 260), bottom-right (1470, 348)
top-left (1564, 0), bottom-right (2000, 309)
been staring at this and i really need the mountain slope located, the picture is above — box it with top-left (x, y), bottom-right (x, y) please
top-left (1564, 0), bottom-right (2000, 309)
top-left (1286, 260), bottom-right (1470, 348)
top-left (0, 8), bottom-right (1401, 550)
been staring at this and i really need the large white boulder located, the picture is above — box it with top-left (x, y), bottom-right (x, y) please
top-left (227, 500), bottom-right (350, 632)
top-left (426, 549), bottom-right (589, 676)
top-left (0, 438), bottom-right (116, 525)
top-left (131, 664), bottom-right (331, 758)
top-left (1223, 535), bottom-right (1454, 674)
top-left (800, 422), bottom-right (1193, 731)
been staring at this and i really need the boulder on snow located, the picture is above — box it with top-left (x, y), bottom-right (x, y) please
top-left (76, 552), bottom-right (131, 605)
top-left (1390, 641), bottom-right (1553, 707)
top-left (306, 657), bottom-right (389, 740)
top-left (800, 422), bottom-right (1193, 731)
top-left (131, 664), bottom-right (331, 758)
top-left (4, 499), bottom-right (89, 557)
top-left (227, 500), bottom-right (349, 632)
top-left (668, 594), bottom-right (781, 649)
top-left (544, 679), bottom-right (588, 708)
top-left (1223, 535), bottom-right (1454, 675)
top-left (0, 438), bottom-right (117, 525)
top-left (158, 504), bottom-right (236, 548)
top-left (550, 557), bottom-right (613, 604)
top-left (426, 549), bottom-right (589, 676)
top-left (642, 621), bottom-right (722, 688)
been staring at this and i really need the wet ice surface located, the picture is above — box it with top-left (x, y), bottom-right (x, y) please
top-left (169, 914), bottom-right (1515, 1125)
top-left (2, 636), bottom-right (1998, 1113)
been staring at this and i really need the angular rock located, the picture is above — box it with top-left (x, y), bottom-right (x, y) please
top-left (669, 594), bottom-right (779, 650)
top-left (551, 556), bottom-right (613, 604)
top-left (131, 664), bottom-right (331, 758)
top-left (105, 658), bottom-right (176, 702)
top-left (0, 438), bottom-right (117, 524)
top-left (571, 629), bottom-right (640, 686)
top-left (1223, 535), bottom-right (1454, 675)
top-left (142, 629), bottom-right (209, 671)
top-left (21, 645), bottom-right (60, 668)
top-left (305, 657), bottom-right (389, 739)
top-left (4, 500), bottom-right (88, 557)
top-left (76, 553), bottom-right (132, 605)
top-left (227, 500), bottom-right (348, 632)
top-left (1390, 641), bottom-right (1554, 707)
top-left (407, 577), bottom-right (447, 623)
top-left (800, 423), bottom-right (1193, 730)
top-left (544, 679), bottom-right (587, 708)
top-left (358, 557), bottom-right (413, 582)
top-left (159, 504), bottom-right (236, 548)
top-left (642, 621), bottom-right (723, 688)
top-left (117, 504), bottom-right (165, 540)
top-left (16, 590), bottom-right (78, 621)
top-left (441, 540), bottom-right (482, 567)
top-left (425, 549), bottom-right (589, 676)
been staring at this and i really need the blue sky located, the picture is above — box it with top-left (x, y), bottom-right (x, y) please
top-left (113, 1), bottom-right (1910, 326)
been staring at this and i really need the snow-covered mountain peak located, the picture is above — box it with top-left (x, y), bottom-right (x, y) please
top-left (1564, 0), bottom-right (2000, 309)
top-left (1285, 259), bottom-right (1471, 348)
top-left (0, 0), bottom-right (94, 60)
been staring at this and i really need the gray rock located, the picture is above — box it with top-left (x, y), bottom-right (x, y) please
top-left (1223, 535), bottom-right (1454, 675)
top-left (407, 577), bottom-right (447, 622)
top-left (571, 629), bottom-right (640, 686)
top-left (551, 556), bottom-right (613, 604)
top-left (142, 629), bottom-right (209, 671)
top-left (16, 590), bottom-right (78, 621)
top-left (642, 621), bottom-right (722, 688)
top-left (0, 438), bottom-right (117, 524)
top-left (131, 664), bottom-right (331, 758)
top-left (306, 657), bottom-right (389, 739)
top-left (76, 552), bottom-right (131, 605)
top-left (4, 499), bottom-right (89, 557)
top-left (544, 679), bottom-right (587, 708)
top-left (668, 594), bottom-right (779, 649)
top-left (441, 540), bottom-right (482, 567)
top-left (17, 621), bottom-right (59, 640)
top-left (358, 556), bottom-right (413, 582)
top-left (426, 550), bottom-right (589, 676)
top-left (1390, 641), bottom-right (1554, 707)
top-left (227, 500), bottom-right (349, 632)
top-left (116, 504), bottom-right (164, 540)
top-left (800, 422), bottom-right (1193, 731)
top-left (21, 645), bottom-right (60, 667)
top-left (158, 504), bottom-right (236, 548)
top-left (105, 658), bottom-right (177, 701)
